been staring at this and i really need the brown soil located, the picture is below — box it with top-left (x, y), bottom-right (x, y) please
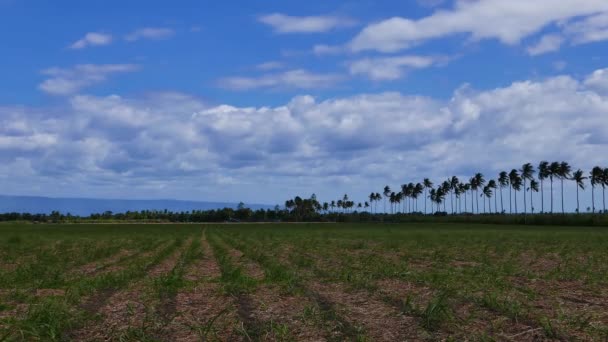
top-left (309, 282), bottom-right (422, 341)
top-left (71, 249), bottom-right (134, 276)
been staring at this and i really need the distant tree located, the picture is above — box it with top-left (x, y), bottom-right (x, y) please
top-left (538, 161), bottom-right (549, 213)
top-left (520, 163), bottom-right (535, 216)
top-left (558, 162), bottom-right (572, 214)
top-left (549, 161), bottom-right (561, 213)
top-left (423, 178), bottom-right (433, 214)
top-left (383, 186), bottom-right (391, 214)
top-left (572, 169), bottom-right (586, 214)
top-left (509, 169), bottom-right (521, 214)
top-left (529, 179), bottom-right (539, 213)
top-left (488, 179), bottom-right (498, 214)
top-left (498, 171), bottom-right (509, 214)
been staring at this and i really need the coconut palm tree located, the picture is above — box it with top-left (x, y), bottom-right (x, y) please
top-left (459, 183), bottom-right (469, 213)
top-left (509, 169), bottom-right (521, 214)
top-left (435, 187), bottom-right (445, 212)
top-left (590, 167), bottom-right (602, 213)
top-left (414, 183), bottom-right (424, 213)
top-left (423, 178), bottom-right (433, 215)
top-left (441, 181), bottom-right (450, 213)
top-left (473, 173), bottom-right (485, 214)
top-left (529, 179), bottom-right (539, 213)
top-left (429, 188), bottom-right (437, 213)
top-left (498, 171), bottom-right (509, 214)
top-left (488, 179), bottom-right (498, 214)
top-left (383, 186), bottom-right (391, 214)
top-left (520, 163), bottom-right (535, 216)
top-left (469, 177), bottom-right (477, 213)
top-left (482, 185), bottom-right (493, 213)
top-left (549, 162), bottom-right (560, 213)
top-left (603, 168), bottom-right (608, 213)
top-left (558, 162), bottom-right (572, 214)
top-left (449, 176), bottom-right (459, 214)
top-left (368, 193), bottom-right (375, 214)
top-left (538, 161), bottom-right (549, 213)
top-left (572, 169), bottom-right (586, 214)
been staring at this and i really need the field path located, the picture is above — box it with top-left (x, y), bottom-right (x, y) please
top-left (160, 230), bottom-right (243, 341)
top-left (69, 238), bottom-right (192, 341)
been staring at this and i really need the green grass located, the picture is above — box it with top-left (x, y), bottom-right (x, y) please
top-left (1, 223), bottom-right (607, 340)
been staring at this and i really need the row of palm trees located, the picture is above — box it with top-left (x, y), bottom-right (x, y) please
top-left (362, 162), bottom-right (608, 215)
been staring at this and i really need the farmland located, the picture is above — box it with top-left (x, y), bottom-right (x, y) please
top-left (1, 223), bottom-right (607, 341)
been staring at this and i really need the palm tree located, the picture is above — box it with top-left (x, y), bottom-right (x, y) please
top-left (473, 173), bottom-right (485, 214)
top-left (572, 169), bottom-right (586, 214)
top-left (498, 172), bottom-right (509, 214)
top-left (509, 169), bottom-right (521, 214)
top-left (461, 183), bottom-right (470, 213)
top-left (529, 179), bottom-right (539, 213)
top-left (538, 161), bottom-right (549, 213)
top-left (441, 181), bottom-right (450, 213)
top-left (488, 179), bottom-right (498, 214)
top-left (520, 163), bottom-right (535, 216)
top-left (429, 188), bottom-right (437, 213)
top-left (423, 178), bottom-right (433, 215)
top-left (469, 177), bottom-right (477, 213)
top-left (368, 193), bottom-right (375, 214)
top-left (590, 167), bottom-right (602, 213)
top-left (383, 186), bottom-right (391, 214)
top-left (449, 176), bottom-right (459, 214)
top-left (549, 162), bottom-right (560, 213)
top-left (414, 183), bottom-right (424, 213)
top-left (482, 185), bottom-right (493, 213)
top-left (389, 192), bottom-right (396, 214)
top-left (603, 168), bottom-right (608, 213)
top-left (435, 187), bottom-right (445, 212)
top-left (558, 162), bottom-right (572, 214)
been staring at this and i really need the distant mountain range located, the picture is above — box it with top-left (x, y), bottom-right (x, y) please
top-left (0, 195), bottom-right (275, 216)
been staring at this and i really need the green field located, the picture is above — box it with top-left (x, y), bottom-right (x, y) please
top-left (1, 223), bottom-right (607, 341)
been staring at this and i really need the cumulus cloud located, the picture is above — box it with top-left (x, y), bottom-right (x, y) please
top-left (562, 12), bottom-right (608, 44)
top-left (526, 34), bottom-right (564, 56)
top-left (218, 69), bottom-right (344, 90)
top-left (38, 64), bottom-right (139, 96)
top-left (255, 61), bottom-right (285, 71)
top-left (258, 13), bottom-right (356, 33)
top-left (350, 0), bottom-right (608, 53)
top-left (3, 68), bottom-right (608, 205)
top-left (313, 44), bottom-right (344, 56)
top-left (70, 32), bottom-right (112, 49)
top-left (125, 27), bottom-right (174, 41)
top-left (348, 55), bottom-right (446, 80)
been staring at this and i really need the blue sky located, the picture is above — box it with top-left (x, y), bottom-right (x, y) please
top-left (1, 0), bottom-right (608, 211)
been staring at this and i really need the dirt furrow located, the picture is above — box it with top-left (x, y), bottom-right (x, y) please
top-left (69, 239), bottom-right (191, 341)
top-left (161, 231), bottom-right (242, 341)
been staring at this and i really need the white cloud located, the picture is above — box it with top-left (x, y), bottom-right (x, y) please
top-left (526, 34), bottom-right (564, 56)
top-left (38, 64), bottom-right (139, 96)
top-left (255, 61), bottom-right (285, 71)
top-left (563, 12), bottom-right (608, 44)
top-left (313, 44), bottom-right (344, 56)
top-left (70, 32), bottom-right (112, 49)
top-left (350, 0), bottom-right (608, 52)
top-left (4, 68), bottom-right (608, 207)
top-left (584, 68), bottom-right (608, 93)
top-left (218, 69), bottom-right (344, 90)
top-left (258, 13), bottom-right (356, 33)
top-left (348, 55), bottom-right (445, 80)
top-left (125, 27), bottom-right (174, 41)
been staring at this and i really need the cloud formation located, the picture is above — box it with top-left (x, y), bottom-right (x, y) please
top-left (348, 55), bottom-right (445, 80)
top-left (350, 0), bottom-right (608, 52)
top-left (38, 64), bottom-right (139, 96)
top-left (218, 69), bottom-right (344, 90)
top-left (4, 68), bottom-right (608, 204)
top-left (70, 32), bottom-right (112, 49)
top-left (125, 27), bottom-right (174, 41)
top-left (259, 13), bottom-right (356, 33)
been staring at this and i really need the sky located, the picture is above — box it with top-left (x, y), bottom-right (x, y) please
top-left (1, 0), bottom-right (608, 211)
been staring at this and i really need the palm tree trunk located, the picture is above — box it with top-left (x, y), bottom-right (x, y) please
top-left (603, 187), bottom-right (606, 214)
top-left (550, 178), bottom-right (554, 213)
top-left (464, 191), bottom-right (467, 214)
top-left (514, 190), bottom-right (518, 214)
top-left (561, 179), bottom-right (565, 214)
top-left (592, 186), bottom-right (595, 213)
top-left (494, 193), bottom-right (497, 214)
top-left (500, 187), bottom-right (504, 213)
top-left (576, 186), bottom-right (580, 214)
top-left (540, 179), bottom-right (544, 213)
top-left (424, 190), bottom-right (427, 214)
top-left (475, 190), bottom-right (479, 214)
top-left (471, 191), bottom-right (474, 213)
top-left (530, 189), bottom-right (534, 214)
top-left (509, 187), bottom-right (512, 214)
top-left (523, 179), bottom-right (527, 216)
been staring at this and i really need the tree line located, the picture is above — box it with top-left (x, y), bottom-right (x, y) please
top-left (286, 161), bottom-right (608, 218)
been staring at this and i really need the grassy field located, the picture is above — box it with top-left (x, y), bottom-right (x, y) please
top-left (1, 223), bottom-right (607, 341)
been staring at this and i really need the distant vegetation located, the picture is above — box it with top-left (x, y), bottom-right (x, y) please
top-left (2, 161), bottom-right (608, 226)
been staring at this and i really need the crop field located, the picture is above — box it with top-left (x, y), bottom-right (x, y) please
top-left (1, 223), bottom-right (608, 341)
